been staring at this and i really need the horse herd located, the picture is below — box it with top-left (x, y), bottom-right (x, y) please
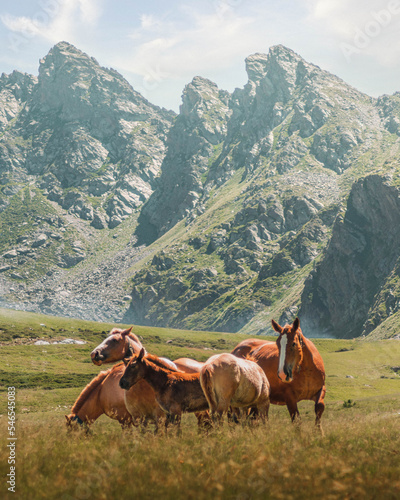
top-left (65, 318), bottom-right (326, 434)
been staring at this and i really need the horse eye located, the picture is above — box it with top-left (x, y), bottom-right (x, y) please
top-left (292, 342), bottom-right (296, 348)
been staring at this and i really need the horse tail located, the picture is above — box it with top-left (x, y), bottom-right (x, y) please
top-left (200, 367), bottom-right (217, 413)
top-left (71, 369), bottom-right (110, 414)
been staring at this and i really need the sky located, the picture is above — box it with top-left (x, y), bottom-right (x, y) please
top-left (1, 0), bottom-right (400, 111)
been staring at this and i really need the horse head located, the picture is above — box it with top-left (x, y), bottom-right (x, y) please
top-left (119, 347), bottom-right (147, 390)
top-left (65, 414), bottom-right (84, 429)
top-left (90, 327), bottom-right (142, 365)
top-left (272, 317), bottom-right (304, 383)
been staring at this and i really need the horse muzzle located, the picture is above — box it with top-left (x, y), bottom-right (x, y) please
top-left (278, 365), bottom-right (293, 383)
top-left (90, 350), bottom-right (105, 365)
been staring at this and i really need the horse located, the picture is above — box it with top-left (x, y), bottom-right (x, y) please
top-left (231, 318), bottom-right (326, 430)
top-left (120, 348), bottom-right (209, 435)
top-left (90, 327), bottom-right (143, 365)
top-left (89, 327), bottom-right (182, 431)
top-left (173, 358), bottom-right (205, 373)
top-left (65, 363), bottom-right (133, 431)
top-left (200, 353), bottom-right (270, 426)
top-left (90, 328), bottom-right (204, 373)
top-left (66, 358), bottom-right (187, 432)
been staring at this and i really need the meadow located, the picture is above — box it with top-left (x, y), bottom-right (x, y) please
top-left (0, 308), bottom-right (399, 500)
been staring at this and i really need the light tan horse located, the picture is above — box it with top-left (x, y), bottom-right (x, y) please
top-left (200, 353), bottom-right (270, 425)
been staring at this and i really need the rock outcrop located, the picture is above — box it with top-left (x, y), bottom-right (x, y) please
top-left (136, 76), bottom-right (231, 242)
top-left (300, 175), bottom-right (400, 338)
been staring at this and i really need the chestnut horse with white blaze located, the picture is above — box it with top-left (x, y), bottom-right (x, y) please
top-left (200, 353), bottom-right (270, 425)
top-left (231, 318), bottom-right (326, 429)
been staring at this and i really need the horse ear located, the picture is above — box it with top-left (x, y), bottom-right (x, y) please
top-left (123, 357), bottom-right (130, 366)
top-left (138, 347), bottom-right (146, 360)
top-left (271, 319), bottom-right (283, 334)
top-left (292, 317), bottom-right (300, 332)
top-left (121, 327), bottom-right (133, 337)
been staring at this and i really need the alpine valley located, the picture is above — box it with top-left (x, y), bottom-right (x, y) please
top-left (2, 41), bottom-right (400, 340)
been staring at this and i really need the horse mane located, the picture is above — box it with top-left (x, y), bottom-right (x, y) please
top-left (127, 332), bottom-right (142, 347)
top-left (144, 354), bottom-right (198, 381)
top-left (71, 368), bottom-right (113, 414)
top-left (145, 353), bottom-right (179, 372)
top-left (245, 353), bottom-right (257, 362)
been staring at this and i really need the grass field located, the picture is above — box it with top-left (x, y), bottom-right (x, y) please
top-left (0, 308), bottom-right (399, 499)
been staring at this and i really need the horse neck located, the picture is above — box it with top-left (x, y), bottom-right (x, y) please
top-left (126, 336), bottom-right (141, 356)
top-left (141, 358), bottom-right (170, 392)
top-left (71, 372), bottom-right (107, 422)
top-left (299, 335), bottom-right (316, 368)
top-left (127, 331), bottom-right (142, 347)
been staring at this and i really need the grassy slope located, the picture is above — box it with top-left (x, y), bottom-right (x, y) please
top-left (0, 310), bottom-right (399, 499)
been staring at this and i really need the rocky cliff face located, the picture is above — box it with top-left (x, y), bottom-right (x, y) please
top-left (1, 42), bottom-right (400, 339)
top-left (300, 175), bottom-right (400, 338)
top-left (136, 76), bottom-right (231, 242)
top-left (123, 45), bottom-right (395, 335)
top-left (0, 42), bottom-right (174, 228)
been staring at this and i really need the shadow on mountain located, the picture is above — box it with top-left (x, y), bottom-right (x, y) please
top-left (134, 212), bottom-right (159, 246)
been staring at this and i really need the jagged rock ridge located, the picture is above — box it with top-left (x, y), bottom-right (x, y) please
top-left (0, 42), bottom-right (175, 228)
top-left (1, 42), bottom-right (400, 339)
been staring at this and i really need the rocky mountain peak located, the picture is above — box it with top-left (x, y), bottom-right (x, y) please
top-left (245, 45), bottom-right (305, 97)
top-left (180, 76), bottom-right (221, 115)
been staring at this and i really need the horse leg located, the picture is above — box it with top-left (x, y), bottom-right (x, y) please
top-left (227, 407), bottom-right (240, 425)
top-left (175, 413), bottom-right (182, 437)
top-left (195, 411), bottom-right (212, 433)
top-left (258, 398), bottom-right (270, 425)
top-left (286, 397), bottom-right (301, 425)
top-left (140, 417), bottom-right (149, 434)
top-left (313, 386), bottom-right (326, 434)
top-left (165, 413), bottom-right (173, 435)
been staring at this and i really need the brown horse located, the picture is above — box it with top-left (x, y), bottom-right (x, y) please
top-left (200, 353), bottom-right (270, 425)
top-left (90, 327), bottom-right (143, 365)
top-left (65, 364), bottom-right (133, 430)
top-left (90, 329), bottom-right (203, 373)
top-left (231, 318), bottom-right (326, 429)
top-left (120, 348), bottom-right (209, 435)
top-left (66, 361), bottom-right (181, 432)
top-left (89, 327), bottom-right (183, 431)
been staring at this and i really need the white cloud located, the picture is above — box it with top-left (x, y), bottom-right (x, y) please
top-left (1, 0), bottom-right (102, 45)
top-left (306, 0), bottom-right (400, 66)
top-left (119, 4), bottom-right (259, 84)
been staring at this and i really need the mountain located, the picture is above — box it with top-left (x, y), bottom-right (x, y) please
top-left (0, 42), bottom-right (174, 227)
top-left (1, 42), bottom-right (400, 339)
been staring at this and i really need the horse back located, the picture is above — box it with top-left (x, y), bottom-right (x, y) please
top-left (173, 358), bottom-right (204, 373)
top-left (231, 338), bottom-right (272, 359)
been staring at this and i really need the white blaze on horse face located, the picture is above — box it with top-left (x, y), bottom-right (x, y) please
top-left (278, 333), bottom-right (287, 382)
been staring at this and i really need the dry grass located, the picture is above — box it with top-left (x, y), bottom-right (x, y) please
top-left (0, 398), bottom-right (399, 500)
